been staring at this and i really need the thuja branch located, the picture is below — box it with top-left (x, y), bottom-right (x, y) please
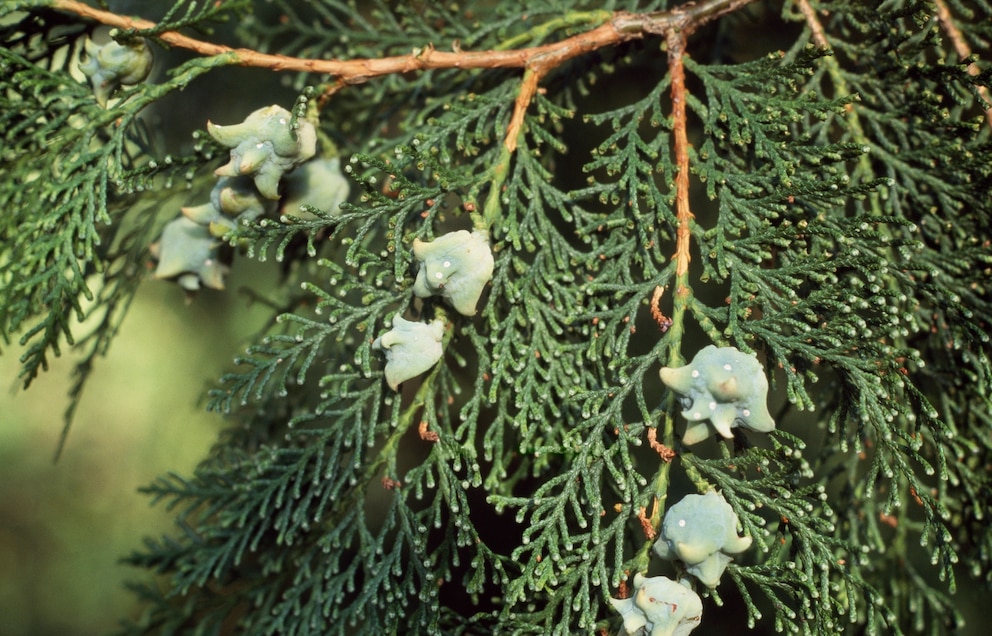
top-left (625, 28), bottom-right (696, 571)
top-left (51, 0), bottom-right (756, 85)
top-left (52, 0), bottom-right (758, 233)
top-left (495, 10), bottom-right (613, 51)
top-left (794, 0), bottom-right (829, 49)
top-left (668, 33), bottom-right (693, 284)
top-left (505, 67), bottom-right (544, 153)
top-left (666, 27), bottom-right (694, 369)
top-left (795, 0), bottom-right (883, 216)
top-left (934, 0), bottom-right (992, 128)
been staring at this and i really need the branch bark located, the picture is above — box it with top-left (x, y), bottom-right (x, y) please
top-left (52, 0), bottom-right (754, 84)
top-left (505, 68), bottom-right (544, 152)
top-left (668, 30), bottom-right (694, 280)
top-left (795, 0), bottom-right (829, 48)
top-left (54, 0), bottom-right (757, 154)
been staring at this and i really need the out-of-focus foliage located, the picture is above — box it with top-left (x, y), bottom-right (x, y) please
top-left (0, 281), bottom-right (252, 635)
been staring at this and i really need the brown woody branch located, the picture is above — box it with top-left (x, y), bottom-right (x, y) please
top-left (795, 0), bottom-right (829, 49)
top-left (51, 0), bottom-right (753, 84)
top-left (52, 0), bottom-right (756, 177)
top-left (667, 30), bottom-right (694, 280)
top-left (55, 0), bottom-right (754, 263)
top-left (505, 68), bottom-right (545, 152)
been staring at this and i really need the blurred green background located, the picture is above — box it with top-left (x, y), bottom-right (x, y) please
top-left (0, 273), bottom-right (273, 636)
top-left (0, 3), bottom-right (291, 632)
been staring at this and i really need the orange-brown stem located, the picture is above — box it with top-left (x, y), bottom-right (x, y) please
top-left (668, 31), bottom-right (694, 279)
top-left (505, 68), bottom-right (544, 152)
top-left (54, 0), bottom-right (757, 154)
top-left (795, 0), bottom-right (829, 48)
top-left (52, 0), bottom-right (756, 85)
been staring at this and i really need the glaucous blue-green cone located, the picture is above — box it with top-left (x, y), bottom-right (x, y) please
top-left (182, 177), bottom-right (273, 238)
top-left (180, 201), bottom-right (237, 239)
top-left (280, 157), bottom-right (350, 221)
top-left (412, 230), bottom-right (494, 316)
top-left (653, 491), bottom-right (752, 588)
top-left (213, 176), bottom-right (273, 221)
top-left (150, 216), bottom-right (229, 291)
top-left (79, 37), bottom-right (153, 106)
top-left (372, 317), bottom-right (445, 391)
top-left (180, 201), bottom-right (223, 226)
top-left (659, 345), bottom-right (774, 444)
top-left (609, 574), bottom-right (703, 636)
top-left (208, 105), bottom-right (317, 199)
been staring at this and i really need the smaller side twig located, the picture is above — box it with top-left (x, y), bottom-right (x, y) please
top-left (795, 0), bottom-right (829, 48)
top-left (637, 498), bottom-right (659, 539)
top-left (934, 0), bottom-right (992, 129)
top-left (504, 68), bottom-right (544, 152)
top-left (647, 426), bottom-right (676, 462)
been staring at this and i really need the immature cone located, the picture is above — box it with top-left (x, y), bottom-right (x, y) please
top-left (280, 157), bottom-right (350, 221)
top-left (79, 37), bottom-right (153, 106)
top-left (653, 491), bottom-right (753, 588)
top-left (211, 176), bottom-right (273, 221)
top-left (150, 216), bottom-right (229, 291)
top-left (181, 176), bottom-right (274, 238)
top-left (208, 105), bottom-right (317, 199)
top-left (412, 230), bottom-right (494, 316)
top-left (659, 345), bottom-right (774, 444)
top-left (372, 317), bottom-right (445, 390)
top-left (609, 574), bottom-right (703, 636)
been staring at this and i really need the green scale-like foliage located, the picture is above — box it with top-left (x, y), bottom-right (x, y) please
top-left (0, 1), bottom-right (244, 454)
top-left (2, 1), bottom-right (991, 635)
